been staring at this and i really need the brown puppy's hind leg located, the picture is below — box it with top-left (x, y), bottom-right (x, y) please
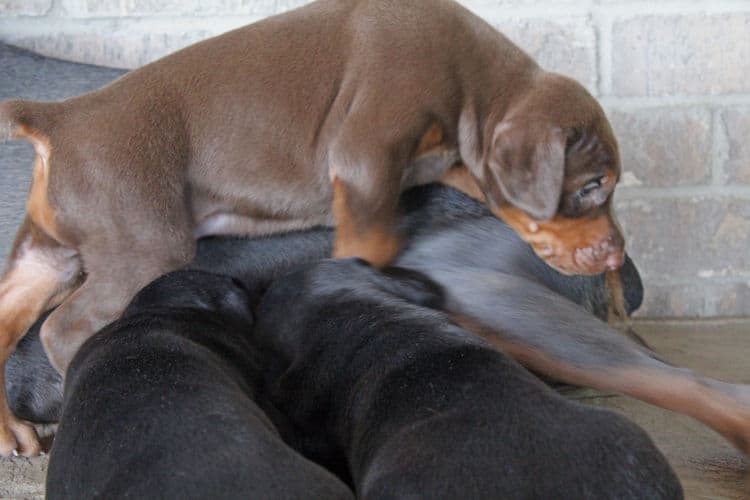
top-left (40, 245), bottom-right (192, 374)
top-left (0, 219), bottom-right (80, 456)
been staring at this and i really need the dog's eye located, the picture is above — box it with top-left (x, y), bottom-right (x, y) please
top-left (579, 176), bottom-right (605, 197)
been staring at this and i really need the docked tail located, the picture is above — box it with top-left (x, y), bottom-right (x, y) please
top-left (0, 99), bottom-right (59, 142)
top-left (0, 100), bottom-right (28, 141)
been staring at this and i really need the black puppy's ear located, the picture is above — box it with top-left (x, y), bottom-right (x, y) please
top-left (378, 266), bottom-right (445, 310)
top-left (488, 120), bottom-right (566, 220)
top-left (618, 254), bottom-right (644, 315)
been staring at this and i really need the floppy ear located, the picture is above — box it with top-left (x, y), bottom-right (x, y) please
top-left (487, 120), bottom-right (566, 221)
top-left (617, 254), bottom-right (644, 315)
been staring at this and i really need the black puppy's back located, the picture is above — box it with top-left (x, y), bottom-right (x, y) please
top-left (46, 271), bottom-right (353, 500)
top-left (6, 185), bottom-right (644, 423)
top-left (255, 260), bottom-right (681, 500)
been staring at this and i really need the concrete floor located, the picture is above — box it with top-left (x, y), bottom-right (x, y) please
top-left (576, 318), bottom-right (750, 500)
top-left (0, 319), bottom-right (748, 499)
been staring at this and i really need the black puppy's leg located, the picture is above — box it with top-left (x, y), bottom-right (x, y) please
top-left (445, 270), bottom-right (750, 455)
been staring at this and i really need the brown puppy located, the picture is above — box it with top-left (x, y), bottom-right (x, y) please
top-left (0, 0), bottom-right (623, 455)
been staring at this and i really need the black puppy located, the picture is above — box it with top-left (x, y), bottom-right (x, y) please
top-left (15, 184), bottom-right (750, 496)
top-left (45, 270), bottom-right (353, 500)
top-left (254, 258), bottom-right (682, 499)
top-left (6, 229), bottom-right (334, 423)
top-left (4, 184), bottom-right (642, 424)
top-left (6, 196), bottom-right (638, 425)
top-left (14, 185), bottom-right (749, 455)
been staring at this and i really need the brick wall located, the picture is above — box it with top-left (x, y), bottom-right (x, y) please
top-left (0, 0), bottom-right (748, 318)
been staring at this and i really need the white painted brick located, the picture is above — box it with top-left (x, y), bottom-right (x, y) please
top-left (720, 106), bottom-right (750, 184)
top-left (491, 16), bottom-right (598, 93)
top-left (607, 107), bottom-right (712, 187)
top-left (0, 0), bottom-right (52, 16)
top-left (615, 196), bottom-right (750, 282)
top-left (612, 12), bottom-right (750, 96)
top-left (60, 0), bottom-right (278, 17)
top-left (275, 0), bottom-right (312, 12)
top-left (637, 281), bottom-right (750, 318)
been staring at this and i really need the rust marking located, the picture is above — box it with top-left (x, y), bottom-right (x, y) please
top-left (415, 122), bottom-right (444, 156)
top-left (331, 176), bottom-right (401, 268)
top-left (16, 125), bottom-right (62, 242)
top-left (493, 205), bottom-right (621, 275)
top-left (439, 164), bottom-right (486, 202)
top-left (0, 224), bottom-right (80, 455)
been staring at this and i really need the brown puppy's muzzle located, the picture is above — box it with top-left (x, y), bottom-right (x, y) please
top-left (494, 206), bottom-right (625, 275)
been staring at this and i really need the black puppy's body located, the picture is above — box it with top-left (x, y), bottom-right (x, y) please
top-left (46, 271), bottom-right (353, 500)
top-left (255, 259), bottom-right (681, 499)
top-left (6, 184), bottom-right (640, 423)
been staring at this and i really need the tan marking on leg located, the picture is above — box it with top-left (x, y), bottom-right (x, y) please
top-left (438, 164), bottom-right (486, 202)
top-left (16, 125), bottom-right (65, 243)
top-left (415, 122), bottom-right (444, 156)
top-left (331, 176), bottom-right (401, 267)
top-left (0, 224), bottom-right (80, 456)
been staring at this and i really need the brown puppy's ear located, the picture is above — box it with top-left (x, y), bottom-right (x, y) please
top-left (487, 120), bottom-right (566, 221)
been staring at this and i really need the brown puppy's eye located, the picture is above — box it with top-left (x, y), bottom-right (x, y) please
top-left (578, 175), bottom-right (605, 197)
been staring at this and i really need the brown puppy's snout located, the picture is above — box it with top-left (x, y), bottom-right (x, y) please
top-left (572, 226), bottom-right (625, 273)
top-left (494, 206), bottom-right (625, 275)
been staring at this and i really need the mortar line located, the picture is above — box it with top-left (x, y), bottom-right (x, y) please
top-left (615, 185), bottom-right (750, 200)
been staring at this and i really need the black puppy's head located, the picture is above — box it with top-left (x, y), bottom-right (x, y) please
top-left (124, 270), bottom-right (256, 327)
top-left (617, 254), bottom-right (643, 315)
top-left (533, 250), bottom-right (643, 321)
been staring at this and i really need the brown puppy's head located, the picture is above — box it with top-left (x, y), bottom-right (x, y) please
top-left (482, 72), bottom-right (624, 275)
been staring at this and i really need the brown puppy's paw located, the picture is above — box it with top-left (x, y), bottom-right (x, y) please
top-left (0, 412), bottom-right (41, 457)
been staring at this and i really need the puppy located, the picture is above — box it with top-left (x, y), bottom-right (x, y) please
top-left (253, 258), bottom-right (682, 499)
top-left (11, 186), bottom-right (750, 457)
top-left (0, 0), bottom-right (624, 454)
top-left (45, 270), bottom-right (353, 500)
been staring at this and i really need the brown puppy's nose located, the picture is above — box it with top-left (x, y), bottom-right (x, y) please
top-left (606, 252), bottom-right (624, 271)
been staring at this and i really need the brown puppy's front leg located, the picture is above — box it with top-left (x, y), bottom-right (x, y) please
top-left (330, 176), bottom-right (401, 268)
top-left (0, 220), bottom-right (80, 456)
top-left (447, 270), bottom-right (750, 454)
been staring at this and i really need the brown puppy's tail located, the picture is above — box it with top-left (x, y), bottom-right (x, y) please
top-left (0, 100), bottom-right (59, 143)
top-left (0, 100), bottom-right (29, 141)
